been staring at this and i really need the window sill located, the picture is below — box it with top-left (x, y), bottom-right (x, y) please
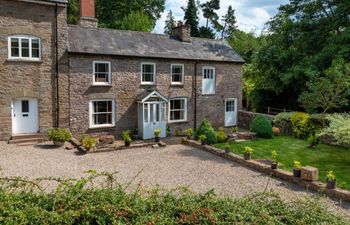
top-left (6, 58), bottom-right (42, 63)
top-left (91, 84), bottom-right (112, 87)
top-left (168, 120), bottom-right (188, 124)
top-left (140, 83), bottom-right (156, 86)
top-left (170, 83), bottom-right (184, 87)
top-left (89, 125), bottom-right (115, 129)
top-left (201, 93), bottom-right (216, 96)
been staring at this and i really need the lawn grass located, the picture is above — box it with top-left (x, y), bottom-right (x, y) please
top-left (214, 136), bottom-right (350, 191)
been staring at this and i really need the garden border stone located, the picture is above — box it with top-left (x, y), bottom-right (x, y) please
top-left (182, 138), bottom-right (350, 203)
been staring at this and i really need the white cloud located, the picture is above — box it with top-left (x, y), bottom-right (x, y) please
top-left (153, 0), bottom-right (287, 35)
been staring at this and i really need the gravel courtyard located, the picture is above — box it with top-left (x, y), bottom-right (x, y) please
top-left (0, 141), bottom-right (349, 217)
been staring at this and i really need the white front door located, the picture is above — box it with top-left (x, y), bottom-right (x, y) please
top-left (202, 67), bottom-right (216, 95)
top-left (143, 102), bottom-right (166, 139)
top-left (225, 98), bottom-right (237, 127)
top-left (12, 98), bottom-right (39, 134)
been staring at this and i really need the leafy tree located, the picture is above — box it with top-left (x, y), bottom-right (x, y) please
top-left (67, 0), bottom-right (165, 30)
top-left (183, 0), bottom-right (199, 37)
top-left (198, 26), bottom-right (216, 39)
top-left (299, 59), bottom-right (350, 114)
top-left (221, 5), bottom-right (237, 39)
top-left (164, 10), bottom-right (176, 35)
top-left (200, 0), bottom-right (220, 29)
top-left (120, 11), bottom-right (153, 32)
top-left (246, 0), bottom-right (350, 112)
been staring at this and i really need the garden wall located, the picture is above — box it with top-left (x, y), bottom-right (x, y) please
top-left (238, 110), bottom-right (275, 129)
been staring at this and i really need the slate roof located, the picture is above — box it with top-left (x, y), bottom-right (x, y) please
top-left (67, 26), bottom-right (245, 63)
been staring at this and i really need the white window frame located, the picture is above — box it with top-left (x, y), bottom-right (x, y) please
top-left (89, 99), bottom-right (116, 129)
top-left (202, 66), bottom-right (216, 95)
top-left (171, 64), bottom-right (184, 85)
top-left (92, 61), bottom-right (112, 86)
top-left (8, 35), bottom-right (41, 60)
top-left (141, 62), bottom-right (156, 85)
top-left (168, 98), bottom-right (188, 123)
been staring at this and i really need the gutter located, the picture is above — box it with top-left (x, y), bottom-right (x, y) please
top-left (55, 3), bottom-right (59, 127)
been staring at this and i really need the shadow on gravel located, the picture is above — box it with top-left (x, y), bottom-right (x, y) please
top-left (34, 144), bottom-right (59, 150)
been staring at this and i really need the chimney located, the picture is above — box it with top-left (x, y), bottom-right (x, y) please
top-left (79, 0), bottom-right (98, 28)
top-left (172, 21), bottom-right (191, 43)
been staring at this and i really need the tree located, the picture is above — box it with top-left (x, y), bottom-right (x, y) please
top-left (221, 5), bottom-right (237, 39)
top-left (120, 11), bottom-right (153, 32)
top-left (164, 10), bottom-right (176, 35)
top-left (198, 26), bottom-right (216, 39)
top-left (67, 0), bottom-right (165, 30)
top-left (183, 0), bottom-right (199, 37)
top-left (299, 59), bottom-right (350, 114)
top-left (200, 0), bottom-right (220, 29)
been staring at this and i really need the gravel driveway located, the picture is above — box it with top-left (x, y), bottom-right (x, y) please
top-left (0, 141), bottom-right (349, 217)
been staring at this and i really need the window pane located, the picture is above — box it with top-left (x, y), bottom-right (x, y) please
top-left (31, 39), bottom-right (39, 58)
top-left (142, 64), bottom-right (154, 83)
top-left (143, 64), bottom-right (154, 73)
top-left (22, 100), bottom-right (29, 113)
top-left (143, 73), bottom-right (153, 82)
top-left (144, 104), bottom-right (149, 123)
top-left (21, 39), bottom-right (29, 57)
top-left (93, 113), bottom-right (112, 125)
top-left (11, 38), bottom-right (19, 57)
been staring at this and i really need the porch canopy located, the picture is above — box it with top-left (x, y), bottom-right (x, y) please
top-left (136, 90), bottom-right (168, 103)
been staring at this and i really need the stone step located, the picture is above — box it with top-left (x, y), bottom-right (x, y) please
top-left (8, 137), bottom-right (43, 144)
top-left (11, 134), bottom-right (43, 140)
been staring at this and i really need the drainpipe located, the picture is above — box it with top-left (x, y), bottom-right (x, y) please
top-left (55, 3), bottom-right (59, 128)
top-left (193, 61), bottom-right (198, 131)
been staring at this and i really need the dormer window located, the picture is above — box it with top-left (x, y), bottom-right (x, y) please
top-left (8, 36), bottom-right (41, 60)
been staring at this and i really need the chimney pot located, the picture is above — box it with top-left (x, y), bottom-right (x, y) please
top-left (79, 0), bottom-right (98, 28)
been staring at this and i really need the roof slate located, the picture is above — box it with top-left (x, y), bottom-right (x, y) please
top-left (67, 26), bottom-right (245, 63)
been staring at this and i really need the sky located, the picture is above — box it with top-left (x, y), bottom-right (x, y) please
top-left (154, 0), bottom-right (289, 35)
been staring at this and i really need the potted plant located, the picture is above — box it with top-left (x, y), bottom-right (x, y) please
top-left (224, 142), bottom-right (230, 153)
top-left (122, 130), bottom-right (132, 147)
top-left (326, 170), bottom-right (336, 189)
top-left (231, 126), bottom-right (238, 134)
top-left (154, 129), bottom-right (161, 143)
top-left (82, 135), bottom-right (97, 151)
top-left (48, 128), bottom-right (72, 147)
top-left (244, 147), bottom-right (253, 160)
top-left (132, 128), bottom-right (139, 140)
top-left (293, 161), bottom-right (302, 177)
top-left (199, 134), bottom-right (207, 145)
top-left (184, 128), bottom-right (194, 139)
top-left (271, 150), bottom-right (278, 169)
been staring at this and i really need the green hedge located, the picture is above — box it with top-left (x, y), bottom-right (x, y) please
top-left (0, 173), bottom-right (347, 224)
top-left (250, 115), bottom-right (273, 138)
top-left (195, 119), bottom-right (217, 144)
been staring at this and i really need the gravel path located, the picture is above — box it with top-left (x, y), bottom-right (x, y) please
top-left (0, 141), bottom-right (349, 218)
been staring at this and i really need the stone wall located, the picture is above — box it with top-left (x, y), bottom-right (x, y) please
top-left (68, 55), bottom-right (243, 138)
top-left (238, 110), bottom-right (275, 130)
top-left (0, 0), bottom-right (68, 140)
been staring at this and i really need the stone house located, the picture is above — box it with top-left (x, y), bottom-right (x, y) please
top-left (0, 0), bottom-right (244, 141)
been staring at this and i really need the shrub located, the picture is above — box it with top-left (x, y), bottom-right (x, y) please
top-left (271, 150), bottom-right (278, 162)
top-left (48, 128), bottom-right (72, 142)
top-left (195, 119), bottom-right (217, 144)
top-left (82, 135), bottom-right (97, 151)
top-left (122, 130), bottom-right (132, 143)
top-left (216, 131), bottom-right (227, 143)
top-left (183, 128), bottom-right (194, 138)
top-left (319, 114), bottom-right (350, 148)
top-left (154, 129), bottom-right (161, 137)
top-left (199, 134), bottom-right (207, 141)
top-left (250, 115), bottom-right (273, 138)
top-left (273, 112), bottom-right (293, 135)
top-left (290, 112), bottom-right (313, 139)
top-left (0, 173), bottom-right (346, 224)
top-left (244, 146), bottom-right (254, 154)
top-left (327, 170), bottom-right (336, 181)
top-left (294, 161), bottom-right (302, 169)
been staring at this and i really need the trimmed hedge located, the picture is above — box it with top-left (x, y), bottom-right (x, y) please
top-left (195, 119), bottom-right (217, 144)
top-left (250, 115), bottom-right (273, 138)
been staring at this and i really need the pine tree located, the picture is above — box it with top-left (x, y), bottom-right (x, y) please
top-left (221, 5), bottom-right (237, 39)
top-left (164, 10), bottom-right (176, 35)
top-left (183, 0), bottom-right (199, 37)
top-left (200, 0), bottom-right (220, 29)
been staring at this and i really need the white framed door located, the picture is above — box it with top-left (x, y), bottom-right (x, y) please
top-left (225, 98), bottom-right (237, 127)
top-left (143, 102), bottom-right (166, 139)
top-left (12, 98), bottom-right (39, 134)
top-left (202, 66), bottom-right (216, 95)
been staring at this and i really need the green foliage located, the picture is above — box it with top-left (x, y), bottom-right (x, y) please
top-left (231, 126), bottom-right (238, 133)
top-left (82, 135), bottom-right (97, 151)
top-left (199, 134), bottom-right (207, 141)
top-left (195, 119), bottom-right (217, 144)
top-left (183, 128), bottom-right (194, 138)
top-left (320, 114), bottom-right (350, 148)
top-left (164, 10), bottom-right (176, 35)
top-left (271, 150), bottom-right (278, 162)
top-left (327, 170), bottom-right (336, 181)
top-left (48, 128), bottom-right (72, 142)
top-left (67, 0), bottom-right (165, 30)
top-left (244, 146), bottom-right (253, 154)
top-left (221, 5), bottom-right (237, 39)
top-left (120, 11), bottom-right (153, 32)
top-left (216, 131), bottom-right (227, 143)
top-left (154, 128), bottom-right (161, 137)
top-left (290, 112), bottom-right (315, 139)
top-left (183, 0), bottom-right (199, 37)
top-left (122, 130), bottom-right (132, 143)
top-left (294, 161), bottom-right (302, 170)
top-left (250, 115), bottom-right (273, 138)
top-left (0, 173), bottom-right (347, 224)
top-left (299, 59), bottom-right (350, 113)
top-left (198, 26), bottom-right (216, 39)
